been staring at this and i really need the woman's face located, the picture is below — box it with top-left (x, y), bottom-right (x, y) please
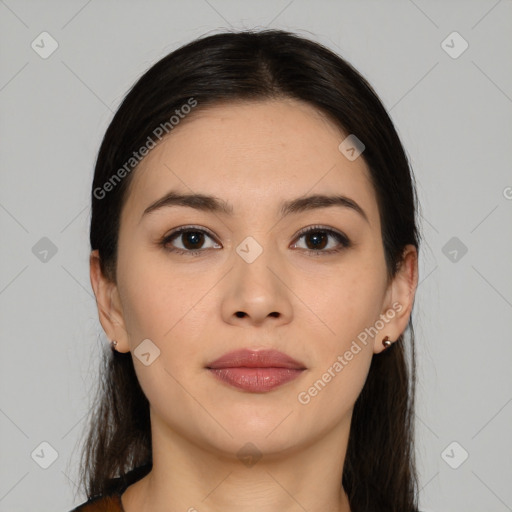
top-left (93, 98), bottom-right (416, 459)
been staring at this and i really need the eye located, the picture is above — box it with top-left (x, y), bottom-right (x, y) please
top-left (291, 225), bottom-right (351, 255)
top-left (160, 226), bottom-right (221, 256)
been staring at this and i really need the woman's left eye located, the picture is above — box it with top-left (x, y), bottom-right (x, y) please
top-left (291, 226), bottom-right (351, 254)
top-left (159, 225), bottom-right (351, 256)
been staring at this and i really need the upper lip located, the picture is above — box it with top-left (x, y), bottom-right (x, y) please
top-left (206, 349), bottom-right (306, 370)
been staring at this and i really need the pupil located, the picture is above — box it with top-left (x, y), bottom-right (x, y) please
top-left (307, 232), bottom-right (327, 250)
top-left (184, 232), bottom-right (203, 249)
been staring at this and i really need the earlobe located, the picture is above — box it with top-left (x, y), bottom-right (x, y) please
top-left (89, 250), bottom-right (129, 353)
top-left (374, 244), bottom-right (418, 354)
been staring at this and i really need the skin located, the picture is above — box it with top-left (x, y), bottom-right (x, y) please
top-left (90, 98), bottom-right (418, 512)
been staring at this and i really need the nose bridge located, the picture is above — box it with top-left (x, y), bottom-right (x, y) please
top-left (222, 232), bottom-right (292, 324)
top-left (233, 233), bottom-right (281, 292)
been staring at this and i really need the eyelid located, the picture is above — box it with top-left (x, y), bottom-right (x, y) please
top-left (165, 224), bottom-right (218, 240)
top-left (293, 224), bottom-right (348, 241)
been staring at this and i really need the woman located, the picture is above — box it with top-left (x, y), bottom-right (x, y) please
top-left (72, 28), bottom-right (421, 512)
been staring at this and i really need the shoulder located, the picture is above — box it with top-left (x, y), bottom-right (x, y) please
top-left (69, 494), bottom-right (123, 512)
top-left (69, 463), bottom-right (151, 512)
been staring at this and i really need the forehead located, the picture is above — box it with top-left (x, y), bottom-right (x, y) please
top-left (122, 98), bottom-right (378, 226)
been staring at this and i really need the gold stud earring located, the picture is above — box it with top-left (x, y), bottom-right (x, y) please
top-left (382, 336), bottom-right (393, 350)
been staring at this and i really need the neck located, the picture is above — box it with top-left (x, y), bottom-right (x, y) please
top-left (122, 412), bottom-right (353, 512)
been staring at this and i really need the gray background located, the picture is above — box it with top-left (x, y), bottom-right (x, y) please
top-left (1, 1), bottom-right (511, 511)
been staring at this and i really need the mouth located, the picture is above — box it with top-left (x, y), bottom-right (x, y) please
top-left (206, 349), bottom-right (307, 393)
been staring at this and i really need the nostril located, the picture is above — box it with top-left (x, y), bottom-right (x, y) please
top-left (235, 311), bottom-right (246, 318)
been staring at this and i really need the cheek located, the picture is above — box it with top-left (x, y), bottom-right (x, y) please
top-left (293, 264), bottom-right (381, 419)
top-left (296, 258), bottom-right (387, 349)
top-left (117, 249), bottom-right (211, 370)
top-left (117, 234), bottom-right (185, 323)
top-left (295, 345), bottom-right (373, 433)
top-left (115, 257), bottom-right (207, 411)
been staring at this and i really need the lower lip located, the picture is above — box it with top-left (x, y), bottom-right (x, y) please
top-left (207, 367), bottom-right (304, 392)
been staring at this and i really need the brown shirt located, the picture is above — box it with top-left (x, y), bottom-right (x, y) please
top-left (70, 494), bottom-right (124, 512)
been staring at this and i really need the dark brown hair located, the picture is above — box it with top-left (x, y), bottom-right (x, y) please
top-left (79, 28), bottom-right (421, 512)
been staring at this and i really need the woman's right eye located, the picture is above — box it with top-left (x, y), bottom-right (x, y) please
top-left (160, 226), bottom-right (221, 256)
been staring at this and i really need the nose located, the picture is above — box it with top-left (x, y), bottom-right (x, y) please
top-left (220, 243), bottom-right (293, 328)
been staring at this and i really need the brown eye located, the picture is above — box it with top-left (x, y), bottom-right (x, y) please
top-left (161, 226), bottom-right (221, 255)
top-left (179, 231), bottom-right (205, 250)
top-left (292, 226), bottom-right (351, 254)
top-left (304, 231), bottom-right (328, 250)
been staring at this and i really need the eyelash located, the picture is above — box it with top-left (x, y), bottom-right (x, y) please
top-left (159, 224), bottom-right (351, 257)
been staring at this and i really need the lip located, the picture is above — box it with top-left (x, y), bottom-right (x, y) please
top-left (206, 349), bottom-right (306, 393)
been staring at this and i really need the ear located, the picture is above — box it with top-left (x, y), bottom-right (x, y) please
top-left (89, 250), bottom-right (130, 353)
top-left (374, 244), bottom-right (418, 354)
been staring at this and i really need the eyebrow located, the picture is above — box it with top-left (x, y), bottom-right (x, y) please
top-left (141, 190), bottom-right (369, 224)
